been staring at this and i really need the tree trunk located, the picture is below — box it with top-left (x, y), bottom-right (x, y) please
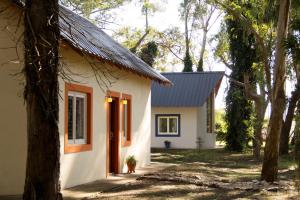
top-left (130, 30), bottom-right (149, 53)
top-left (130, 5), bottom-right (150, 54)
top-left (261, 0), bottom-right (290, 182)
top-left (253, 99), bottom-right (266, 160)
top-left (23, 0), bottom-right (62, 199)
top-left (184, 0), bottom-right (190, 56)
top-left (197, 29), bottom-right (207, 72)
top-left (294, 104), bottom-right (300, 190)
top-left (279, 83), bottom-right (300, 155)
top-left (295, 105), bottom-right (300, 163)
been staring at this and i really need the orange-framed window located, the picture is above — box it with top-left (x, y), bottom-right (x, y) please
top-left (65, 83), bottom-right (93, 153)
top-left (121, 93), bottom-right (132, 147)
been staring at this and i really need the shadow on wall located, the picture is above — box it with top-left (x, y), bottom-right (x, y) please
top-left (121, 90), bottom-right (151, 172)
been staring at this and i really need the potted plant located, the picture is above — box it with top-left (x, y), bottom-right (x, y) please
top-left (126, 155), bottom-right (137, 174)
top-left (164, 140), bottom-right (171, 149)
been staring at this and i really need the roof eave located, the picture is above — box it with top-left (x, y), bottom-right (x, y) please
top-left (61, 40), bottom-right (172, 86)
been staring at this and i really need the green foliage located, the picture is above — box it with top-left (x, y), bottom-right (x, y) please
top-left (286, 1), bottom-right (300, 68)
top-left (60, 0), bottom-right (127, 27)
top-left (215, 109), bottom-right (227, 142)
top-left (211, 22), bottom-right (231, 67)
top-left (225, 14), bottom-right (256, 152)
top-left (114, 26), bottom-right (144, 49)
top-left (183, 51), bottom-right (193, 72)
top-left (294, 106), bottom-right (300, 191)
top-left (180, 0), bottom-right (219, 71)
top-left (126, 155), bottom-right (137, 165)
top-left (60, 0), bottom-right (126, 17)
top-left (141, 0), bottom-right (160, 16)
top-left (138, 41), bottom-right (158, 67)
top-left (113, 26), bottom-right (184, 70)
top-left (225, 87), bottom-right (253, 151)
top-left (197, 58), bottom-right (204, 72)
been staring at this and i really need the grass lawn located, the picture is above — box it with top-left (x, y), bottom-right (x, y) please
top-left (90, 148), bottom-right (298, 200)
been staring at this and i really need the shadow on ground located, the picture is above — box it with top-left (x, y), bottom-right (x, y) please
top-left (88, 148), bottom-right (298, 200)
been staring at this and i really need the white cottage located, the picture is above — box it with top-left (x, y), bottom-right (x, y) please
top-left (151, 72), bottom-right (224, 149)
top-left (0, 0), bottom-right (171, 196)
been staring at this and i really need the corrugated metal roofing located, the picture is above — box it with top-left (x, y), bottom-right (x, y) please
top-left (151, 72), bottom-right (224, 107)
top-left (12, 0), bottom-right (171, 85)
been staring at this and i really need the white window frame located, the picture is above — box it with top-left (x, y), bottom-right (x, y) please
top-left (158, 116), bottom-right (179, 135)
top-left (68, 91), bottom-right (87, 145)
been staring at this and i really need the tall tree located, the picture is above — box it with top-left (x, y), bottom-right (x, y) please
top-left (224, 16), bottom-right (255, 152)
top-left (196, 0), bottom-right (220, 72)
top-left (280, 84), bottom-right (300, 155)
top-left (23, 0), bottom-right (62, 199)
top-left (180, 0), bottom-right (220, 72)
top-left (130, 0), bottom-right (161, 53)
top-left (213, 0), bottom-right (277, 160)
top-left (279, 0), bottom-right (300, 155)
top-left (294, 103), bottom-right (300, 190)
top-left (261, 0), bottom-right (291, 182)
top-left (181, 0), bottom-right (193, 72)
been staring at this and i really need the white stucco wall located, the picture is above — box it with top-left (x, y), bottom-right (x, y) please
top-left (0, 2), bottom-right (151, 194)
top-left (197, 102), bottom-right (216, 149)
top-left (151, 103), bottom-right (216, 150)
top-left (151, 107), bottom-right (198, 149)
top-left (0, 3), bottom-right (26, 195)
top-left (59, 46), bottom-right (151, 189)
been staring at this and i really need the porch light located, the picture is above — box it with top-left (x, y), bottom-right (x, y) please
top-left (106, 97), bottom-right (113, 103)
top-left (122, 99), bottom-right (127, 105)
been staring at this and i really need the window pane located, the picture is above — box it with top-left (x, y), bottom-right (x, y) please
top-left (169, 117), bottom-right (178, 133)
top-left (159, 118), bottom-right (168, 133)
top-left (76, 97), bottom-right (85, 140)
top-left (68, 96), bottom-right (73, 141)
top-left (123, 104), bottom-right (127, 139)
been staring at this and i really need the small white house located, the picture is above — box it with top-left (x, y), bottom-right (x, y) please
top-left (151, 72), bottom-right (224, 149)
top-left (0, 0), bottom-right (170, 196)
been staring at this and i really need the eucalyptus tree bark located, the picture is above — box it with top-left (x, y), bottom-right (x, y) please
top-left (130, 1), bottom-right (151, 53)
top-left (23, 0), bottom-right (62, 199)
top-left (253, 98), bottom-right (266, 160)
top-left (184, 0), bottom-right (190, 57)
top-left (279, 83), bottom-right (300, 155)
top-left (243, 75), bottom-right (267, 160)
top-left (197, 4), bottom-right (219, 72)
top-left (197, 28), bottom-right (207, 72)
top-left (261, 0), bottom-right (290, 182)
top-left (295, 104), bottom-right (300, 188)
top-left (181, 0), bottom-right (194, 72)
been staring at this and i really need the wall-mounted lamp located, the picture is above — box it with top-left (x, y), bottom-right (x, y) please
top-left (122, 99), bottom-right (127, 105)
top-left (106, 96), bottom-right (113, 103)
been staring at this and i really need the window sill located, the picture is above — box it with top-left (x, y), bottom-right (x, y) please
top-left (155, 134), bottom-right (180, 137)
top-left (64, 144), bottom-right (92, 154)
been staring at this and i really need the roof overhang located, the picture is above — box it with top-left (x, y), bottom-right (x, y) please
top-left (11, 0), bottom-right (172, 86)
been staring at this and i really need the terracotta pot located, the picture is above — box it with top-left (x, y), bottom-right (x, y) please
top-left (127, 163), bottom-right (136, 174)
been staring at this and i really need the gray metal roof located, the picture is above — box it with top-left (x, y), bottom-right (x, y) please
top-left (12, 0), bottom-right (171, 85)
top-left (151, 72), bottom-right (224, 107)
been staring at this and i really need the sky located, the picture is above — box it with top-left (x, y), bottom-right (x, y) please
top-left (103, 0), bottom-right (234, 110)
top-left (95, 0), bottom-right (296, 117)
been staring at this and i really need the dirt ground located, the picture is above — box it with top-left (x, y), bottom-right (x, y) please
top-left (88, 148), bottom-right (299, 200)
